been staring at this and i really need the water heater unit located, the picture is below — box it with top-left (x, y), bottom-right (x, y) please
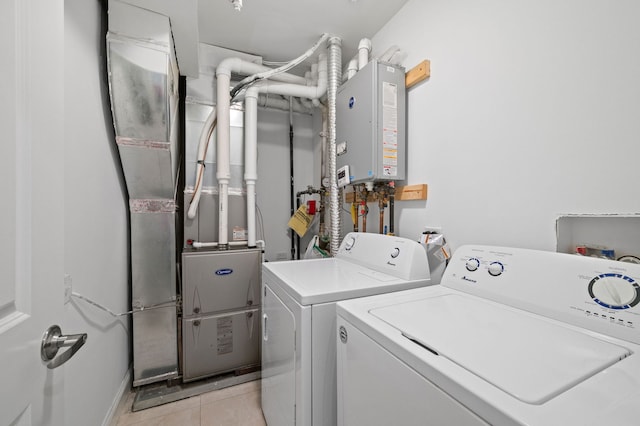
top-left (336, 60), bottom-right (406, 184)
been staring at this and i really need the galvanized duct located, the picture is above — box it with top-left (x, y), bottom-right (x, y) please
top-left (327, 37), bottom-right (342, 254)
top-left (106, 0), bottom-right (179, 387)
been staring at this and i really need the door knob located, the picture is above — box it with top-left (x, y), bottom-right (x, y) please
top-left (41, 325), bottom-right (87, 369)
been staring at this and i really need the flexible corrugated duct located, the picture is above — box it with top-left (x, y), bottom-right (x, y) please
top-left (327, 37), bottom-right (342, 254)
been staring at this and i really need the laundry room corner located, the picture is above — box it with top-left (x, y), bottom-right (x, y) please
top-left (370, 0), bottom-right (640, 251)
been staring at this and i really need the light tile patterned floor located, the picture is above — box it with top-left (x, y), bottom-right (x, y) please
top-left (114, 380), bottom-right (266, 426)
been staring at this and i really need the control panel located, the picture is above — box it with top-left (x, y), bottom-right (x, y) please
top-left (443, 245), bottom-right (640, 344)
top-left (336, 232), bottom-right (430, 282)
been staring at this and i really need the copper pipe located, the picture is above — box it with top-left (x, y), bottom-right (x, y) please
top-left (378, 198), bottom-right (385, 234)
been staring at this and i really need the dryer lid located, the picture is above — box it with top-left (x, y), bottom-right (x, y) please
top-left (371, 293), bottom-right (632, 404)
top-left (265, 258), bottom-right (420, 305)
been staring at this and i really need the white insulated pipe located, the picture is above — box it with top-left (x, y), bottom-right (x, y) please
top-left (233, 33), bottom-right (329, 95)
top-left (215, 57), bottom-right (305, 247)
top-left (188, 59), bottom-right (310, 223)
top-left (346, 59), bottom-right (358, 80)
top-left (250, 54), bottom-right (328, 104)
top-left (357, 38), bottom-right (371, 70)
top-left (244, 88), bottom-right (259, 247)
top-left (192, 240), bottom-right (265, 249)
top-left (379, 45), bottom-right (402, 63)
top-left (242, 54), bottom-right (327, 247)
top-left (216, 71), bottom-right (232, 248)
top-left (258, 94), bottom-right (313, 114)
top-left (220, 58), bottom-right (307, 85)
top-left (216, 52), bottom-right (327, 248)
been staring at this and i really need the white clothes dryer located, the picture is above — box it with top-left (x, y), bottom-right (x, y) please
top-left (261, 232), bottom-right (432, 426)
top-left (336, 245), bottom-right (640, 426)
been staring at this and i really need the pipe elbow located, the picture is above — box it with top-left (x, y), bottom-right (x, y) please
top-left (245, 86), bottom-right (260, 99)
top-left (187, 207), bottom-right (198, 220)
top-left (216, 57), bottom-right (240, 77)
top-left (358, 38), bottom-right (372, 53)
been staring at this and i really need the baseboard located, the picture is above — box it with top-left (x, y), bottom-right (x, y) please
top-left (102, 366), bottom-right (132, 426)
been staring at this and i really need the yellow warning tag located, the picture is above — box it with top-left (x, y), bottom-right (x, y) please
top-left (288, 204), bottom-right (313, 237)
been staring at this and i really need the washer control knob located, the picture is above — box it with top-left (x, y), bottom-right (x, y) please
top-left (466, 258), bottom-right (480, 271)
top-left (390, 247), bottom-right (400, 258)
top-left (488, 262), bottom-right (504, 276)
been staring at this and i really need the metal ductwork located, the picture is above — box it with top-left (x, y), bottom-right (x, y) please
top-left (106, 0), bottom-right (180, 386)
top-left (327, 36), bottom-right (343, 254)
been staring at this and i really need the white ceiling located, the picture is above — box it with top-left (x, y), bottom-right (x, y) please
top-left (121, 0), bottom-right (408, 77)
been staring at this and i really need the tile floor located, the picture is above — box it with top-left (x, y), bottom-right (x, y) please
top-left (113, 380), bottom-right (266, 426)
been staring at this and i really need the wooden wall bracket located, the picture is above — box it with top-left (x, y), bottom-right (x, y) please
top-left (344, 184), bottom-right (428, 203)
top-left (405, 59), bottom-right (430, 89)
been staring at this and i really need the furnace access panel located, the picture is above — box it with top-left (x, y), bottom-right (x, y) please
top-left (336, 60), bottom-right (406, 184)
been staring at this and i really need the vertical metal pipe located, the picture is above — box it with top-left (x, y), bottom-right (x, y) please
top-left (296, 195), bottom-right (301, 260)
top-left (379, 198), bottom-right (385, 234)
top-left (361, 199), bottom-right (367, 233)
top-left (389, 186), bottom-right (395, 235)
top-left (289, 100), bottom-right (295, 260)
top-left (327, 36), bottom-right (342, 254)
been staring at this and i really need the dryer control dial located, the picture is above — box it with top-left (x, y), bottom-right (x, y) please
top-left (488, 261), bottom-right (504, 277)
top-left (344, 236), bottom-right (356, 251)
top-left (588, 273), bottom-right (640, 310)
top-left (465, 258), bottom-right (480, 271)
top-left (390, 247), bottom-right (400, 259)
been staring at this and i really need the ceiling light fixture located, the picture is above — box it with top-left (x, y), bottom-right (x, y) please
top-left (230, 0), bottom-right (243, 11)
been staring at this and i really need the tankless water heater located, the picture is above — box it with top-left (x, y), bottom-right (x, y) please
top-left (336, 59), bottom-right (406, 184)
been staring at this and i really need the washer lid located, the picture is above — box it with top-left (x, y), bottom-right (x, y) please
top-left (370, 294), bottom-right (632, 404)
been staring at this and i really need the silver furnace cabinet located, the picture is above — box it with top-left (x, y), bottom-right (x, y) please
top-left (181, 248), bottom-right (262, 382)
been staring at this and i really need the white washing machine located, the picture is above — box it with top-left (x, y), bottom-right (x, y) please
top-left (261, 232), bottom-right (432, 426)
top-left (336, 245), bottom-right (640, 425)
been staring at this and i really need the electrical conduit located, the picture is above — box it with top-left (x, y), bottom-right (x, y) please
top-left (248, 54), bottom-right (328, 104)
top-left (232, 33), bottom-right (329, 99)
top-left (187, 108), bottom-right (216, 219)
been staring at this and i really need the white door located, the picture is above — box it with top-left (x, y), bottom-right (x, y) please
top-left (0, 0), bottom-right (66, 425)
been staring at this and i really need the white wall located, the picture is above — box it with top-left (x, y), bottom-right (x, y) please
top-left (65, 1), bottom-right (131, 424)
top-left (371, 0), bottom-right (640, 251)
top-left (256, 108), bottom-right (319, 261)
